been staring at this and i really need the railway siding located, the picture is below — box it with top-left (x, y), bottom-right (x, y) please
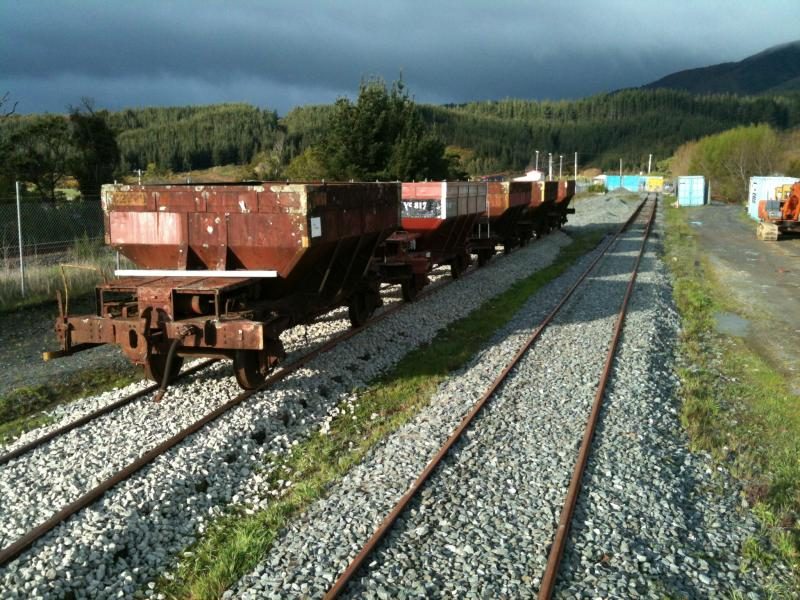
top-left (229, 202), bottom-right (783, 599)
top-left (0, 219), bottom-right (573, 598)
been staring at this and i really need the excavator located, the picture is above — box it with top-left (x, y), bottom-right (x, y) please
top-left (757, 181), bottom-right (800, 241)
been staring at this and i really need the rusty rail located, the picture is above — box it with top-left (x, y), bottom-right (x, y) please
top-left (0, 359), bottom-right (216, 468)
top-left (0, 242), bottom-right (501, 567)
top-left (323, 197), bottom-right (649, 599)
top-left (537, 194), bottom-right (658, 599)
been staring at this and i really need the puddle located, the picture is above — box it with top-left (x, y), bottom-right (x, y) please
top-left (714, 311), bottom-right (750, 337)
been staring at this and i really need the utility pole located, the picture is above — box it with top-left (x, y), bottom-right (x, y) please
top-left (559, 155), bottom-right (563, 179)
top-left (619, 158), bottom-right (623, 182)
top-left (574, 152), bottom-right (578, 179)
top-left (535, 150), bottom-right (539, 172)
top-left (548, 153), bottom-right (553, 180)
top-left (137, 169), bottom-right (142, 185)
top-left (648, 154), bottom-right (652, 174)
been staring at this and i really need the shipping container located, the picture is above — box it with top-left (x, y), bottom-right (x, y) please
top-left (747, 176), bottom-right (798, 220)
top-left (676, 176), bottom-right (708, 206)
top-left (604, 175), bottom-right (644, 193)
top-left (645, 176), bottom-right (664, 192)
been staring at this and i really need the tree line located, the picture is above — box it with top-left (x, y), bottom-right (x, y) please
top-left (2, 85), bottom-right (799, 201)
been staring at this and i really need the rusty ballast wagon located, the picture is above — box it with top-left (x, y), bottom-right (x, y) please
top-left (379, 181), bottom-right (487, 300)
top-left (46, 182), bottom-right (400, 389)
top-left (515, 181), bottom-right (554, 239)
top-left (549, 179), bottom-right (576, 229)
top-left (469, 181), bottom-right (532, 265)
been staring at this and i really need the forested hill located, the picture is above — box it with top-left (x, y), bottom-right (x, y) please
top-left (3, 89), bottom-right (800, 181)
top-left (644, 41), bottom-right (800, 95)
top-left (280, 89), bottom-right (800, 173)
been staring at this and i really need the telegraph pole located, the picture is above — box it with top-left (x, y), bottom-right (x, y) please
top-left (535, 150), bottom-right (539, 172)
top-left (559, 155), bottom-right (563, 179)
top-left (574, 152), bottom-right (578, 179)
top-left (548, 153), bottom-right (553, 180)
top-left (648, 154), bottom-right (652, 174)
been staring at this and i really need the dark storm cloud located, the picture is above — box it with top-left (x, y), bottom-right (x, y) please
top-left (1, 0), bottom-right (799, 114)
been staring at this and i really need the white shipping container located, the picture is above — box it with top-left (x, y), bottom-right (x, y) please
top-left (747, 176), bottom-right (798, 220)
top-left (676, 176), bottom-right (708, 206)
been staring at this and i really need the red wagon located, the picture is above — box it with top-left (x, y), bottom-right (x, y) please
top-left (379, 181), bottom-right (487, 300)
top-left (46, 182), bottom-right (400, 389)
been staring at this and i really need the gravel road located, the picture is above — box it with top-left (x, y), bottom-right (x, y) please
top-left (0, 205), bottom-right (582, 598)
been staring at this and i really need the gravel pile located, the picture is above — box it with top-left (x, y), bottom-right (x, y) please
top-left (1, 198), bottom-right (619, 597)
top-left (230, 199), bottom-right (783, 599)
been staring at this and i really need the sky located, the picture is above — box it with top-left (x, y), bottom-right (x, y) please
top-left (2, 0), bottom-right (799, 116)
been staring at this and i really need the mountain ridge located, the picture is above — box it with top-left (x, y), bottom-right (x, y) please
top-left (643, 40), bottom-right (800, 95)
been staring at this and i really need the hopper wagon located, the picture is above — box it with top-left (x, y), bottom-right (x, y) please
top-left (469, 181), bottom-right (532, 265)
top-left (550, 180), bottom-right (576, 229)
top-left (517, 181), bottom-right (556, 238)
top-left (379, 181), bottom-right (487, 300)
top-left (45, 182), bottom-right (400, 389)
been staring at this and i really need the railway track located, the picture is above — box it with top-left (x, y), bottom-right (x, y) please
top-left (321, 194), bottom-right (657, 599)
top-left (0, 234), bottom-right (540, 568)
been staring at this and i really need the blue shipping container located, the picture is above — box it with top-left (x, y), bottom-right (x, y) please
top-left (605, 175), bottom-right (644, 192)
top-left (676, 176), bottom-right (707, 206)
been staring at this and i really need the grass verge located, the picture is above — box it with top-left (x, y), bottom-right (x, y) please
top-left (158, 229), bottom-right (608, 599)
top-left (664, 206), bottom-right (800, 587)
top-left (0, 363), bottom-right (141, 445)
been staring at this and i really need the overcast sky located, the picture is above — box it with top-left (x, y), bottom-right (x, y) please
top-left (2, 0), bottom-right (799, 116)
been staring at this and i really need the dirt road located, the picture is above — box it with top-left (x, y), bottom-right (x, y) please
top-left (683, 202), bottom-right (800, 392)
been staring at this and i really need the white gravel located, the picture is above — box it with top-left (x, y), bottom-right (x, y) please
top-left (0, 200), bottom-right (600, 598)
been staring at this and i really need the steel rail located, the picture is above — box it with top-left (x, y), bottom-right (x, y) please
top-left (323, 197), bottom-right (649, 599)
top-left (0, 255), bottom-right (469, 469)
top-left (0, 359), bottom-right (217, 468)
top-left (0, 237), bottom-right (514, 567)
top-left (537, 194), bottom-right (658, 599)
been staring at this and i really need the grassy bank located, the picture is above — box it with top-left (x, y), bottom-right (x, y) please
top-left (158, 229), bottom-right (608, 599)
top-left (0, 238), bottom-right (119, 313)
top-left (0, 363), bottom-right (141, 445)
top-left (664, 206), bottom-right (799, 586)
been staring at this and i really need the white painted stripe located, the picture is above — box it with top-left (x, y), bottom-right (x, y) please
top-left (115, 269), bottom-right (278, 278)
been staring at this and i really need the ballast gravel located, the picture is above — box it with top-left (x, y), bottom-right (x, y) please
top-left (0, 199), bottom-right (593, 598)
top-left (229, 199), bottom-right (788, 599)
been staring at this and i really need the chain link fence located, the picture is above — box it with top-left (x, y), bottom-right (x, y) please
top-left (0, 188), bottom-right (120, 308)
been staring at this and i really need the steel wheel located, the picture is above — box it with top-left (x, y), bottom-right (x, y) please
top-left (144, 351), bottom-right (184, 385)
top-left (234, 350), bottom-right (268, 390)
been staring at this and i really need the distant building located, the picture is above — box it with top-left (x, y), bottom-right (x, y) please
top-left (513, 169), bottom-right (544, 182)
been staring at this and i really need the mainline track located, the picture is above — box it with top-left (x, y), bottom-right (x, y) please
top-left (324, 194), bottom-right (658, 599)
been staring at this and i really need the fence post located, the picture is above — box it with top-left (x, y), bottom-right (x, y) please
top-left (15, 181), bottom-right (25, 296)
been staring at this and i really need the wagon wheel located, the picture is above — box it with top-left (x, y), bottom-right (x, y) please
top-left (233, 350), bottom-right (269, 390)
top-left (477, 249), bottom-right (492, 267)
top-left (401, 277), bottom-right (418, 302)
top-left (347, 293), bottom-right (371, 328)
top-left (450, 255), bottom-right (466, 279)
top-left (144, 351), bottom-right (184, 385)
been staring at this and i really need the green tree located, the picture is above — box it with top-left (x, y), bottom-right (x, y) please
top-left (689, 124), bottom-right (783, 200)
top-left (319, 78), bottom-right (452, 180)
top-left (3, 115), bottom-right (74, 201)
top-left (69, 99), bottom-right (120, 197)
top-left (284, 146), bottom-right (328, 180)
